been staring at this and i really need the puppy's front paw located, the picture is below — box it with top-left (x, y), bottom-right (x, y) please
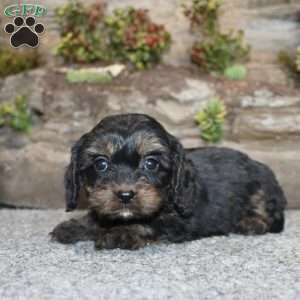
top-left (50, 220), bottom-right (78, 244)
top-left (95, 227), bottom-right (148, 250)
top-left (50, 216), bottom-right (98, 244)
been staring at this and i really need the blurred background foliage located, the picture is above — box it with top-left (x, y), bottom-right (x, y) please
top-left (184, 0), bottom-right (250, 74)
top-left (55, 1), bottom-right (171, 69)
top-left (0, 95), bottom-right (32, 133)
top-left (0, 48), bottom-right (41, 78)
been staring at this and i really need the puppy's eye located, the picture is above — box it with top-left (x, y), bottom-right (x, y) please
top-left (95, 157), bottom-right (109, 172)
top-left (144, 158), bottom-right (159, 171)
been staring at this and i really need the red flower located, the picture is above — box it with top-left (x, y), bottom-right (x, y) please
top-left (145, 35), bottom-right (159, 48)
top-left (191, 46), bottom-right (205, 65)
top-left (135, 9), bottom-right (148, 21)
top-left (147, 23), bottom-right (158, 33)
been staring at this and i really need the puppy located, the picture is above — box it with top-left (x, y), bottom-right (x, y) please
top-left (51, 114), bottom-right (287, 250)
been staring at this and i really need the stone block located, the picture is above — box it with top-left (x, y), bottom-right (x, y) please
top-left (0, 142), bottom-right (68, 209)
top-left (233, 108), bottom-right (300, 140)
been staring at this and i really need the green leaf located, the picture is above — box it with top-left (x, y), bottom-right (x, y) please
top-left (0, 95), bottom-right (32, 133)
top-left (195, 98), bottom-right (226, 144)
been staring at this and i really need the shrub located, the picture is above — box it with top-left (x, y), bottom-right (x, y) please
top-left (0, 95), bottom-right (32, 133)
top-left (0, 48), bottom-right (41, 78)
top-left (55, 1), bottom-right (107, 63)
top-left (191, 31), bottom-right (250, 73)
top-left (184, 0), bottom-right (223, 34)
top-left (296, 46), bottom-right (300, 72)
top-left (104, 7), bottom-right (171, 69)
top-left (55, 2), bottom-right (171, 69)
top-left (184, 0), bottom-right (250, 74)
top-left (195, 98), bottom-right (226, 143)
top-left (277, 50), bottom-right (300, 80)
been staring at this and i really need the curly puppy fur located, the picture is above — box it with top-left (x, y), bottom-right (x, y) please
top-left (51, 114), bottom-right (287, 250)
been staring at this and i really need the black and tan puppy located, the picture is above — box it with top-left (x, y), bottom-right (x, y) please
top-left (51, 114), bottom-right (286, 250)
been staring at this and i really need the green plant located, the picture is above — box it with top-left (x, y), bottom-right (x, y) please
top-left (104, 7), bottom-right (171, 69)
top-left (191, 31), bottom-right (250, 73)
top-left (296, 46), bottom-right (300, 72)
top-left (224, 64), bottom-right (247, 80)
top-left (66, 68), bottom-right (112, 83)
top-left (55, 2), bottom-right (171, 69)
top-left (185, 0), bottom-right (250, 74)
top-left (195, 98), bottom-right (226, 143)
top-left (55, 1), bottom-right (107, 63)
top-left (0, 95), bottom-right (32, 132)
top-left (183, 0), bottom-right (223, 34)
top-left (0, 48), bottom-right (41, 78)
top-left (277, 50), bottom-right (300, 79)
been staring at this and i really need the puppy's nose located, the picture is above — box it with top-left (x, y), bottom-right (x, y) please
top-left (117, 190), bottom-right (135, 204)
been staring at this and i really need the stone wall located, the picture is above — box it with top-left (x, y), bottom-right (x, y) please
top-left (246, 0), bottom-right (297, 8)
top-left (0, 67), bottom-right (300, 209)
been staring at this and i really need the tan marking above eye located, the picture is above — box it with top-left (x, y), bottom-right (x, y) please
top-left (134, 133), bottom-right (166, 155)
top-left (86, 133), bottom-right (166, 161)
top-left (86, 140), bottom-right (120, 158)
top-left (106, 141), bottom-right (118, 156)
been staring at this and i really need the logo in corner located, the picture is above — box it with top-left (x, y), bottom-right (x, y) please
top-left (3, 2), bottom-right (47, 48)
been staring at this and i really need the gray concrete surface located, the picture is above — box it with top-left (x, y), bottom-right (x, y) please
top-left (0, 209), bottom-right (299, 300)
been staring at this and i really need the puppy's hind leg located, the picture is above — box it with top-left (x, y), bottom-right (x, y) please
top-left (50, 213), bottom-right (99, 244)
top-left (235, 215), bottom-right (270, 235)
top-left (235, 184), bottom-right (285, 235)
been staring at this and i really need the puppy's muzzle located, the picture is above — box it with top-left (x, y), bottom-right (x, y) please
top-left (116, 190), bottom-right (136, 204)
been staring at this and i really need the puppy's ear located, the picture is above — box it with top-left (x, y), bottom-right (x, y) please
top-left (65, 138), bottom-right (85, 212)
top-left (169, 135), bottom-right (199, 218)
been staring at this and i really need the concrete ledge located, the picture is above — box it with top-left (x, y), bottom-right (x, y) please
top-left (0, 142), bottom-right (68, 209)
top-left (0, 209), bottom-right (299, 300)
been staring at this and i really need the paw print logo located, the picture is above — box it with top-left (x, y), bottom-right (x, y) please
top-left (4, 16), bottom-right (45, 48)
